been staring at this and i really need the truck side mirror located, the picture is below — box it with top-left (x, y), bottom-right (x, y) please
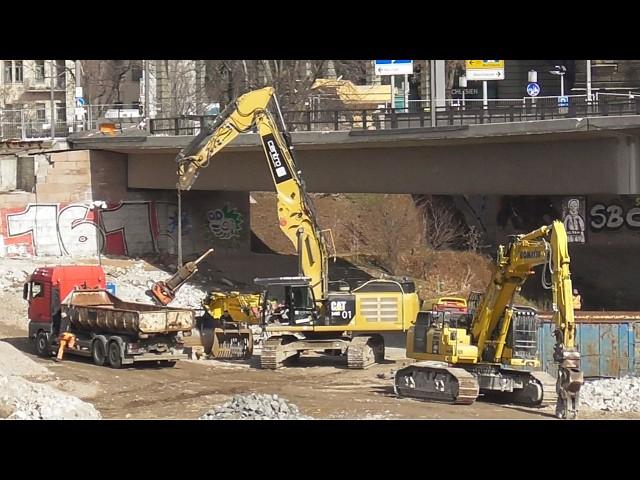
top-left (23, 283), bottom-right (29, 301)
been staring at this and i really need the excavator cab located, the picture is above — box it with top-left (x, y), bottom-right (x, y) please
top-left (256, 276), bottom-right (318, 327)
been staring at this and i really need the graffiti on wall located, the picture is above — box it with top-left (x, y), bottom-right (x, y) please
top-left (0, 200), bottom-right (247, 258)
top-left (589, 197), bottom-right (640, 231)
top-left (207, 204), bottom-right (244, 240)
top-left (0, 201), bottom-right (159, 257)
top-left (562, 197), bottom-right (586, 243)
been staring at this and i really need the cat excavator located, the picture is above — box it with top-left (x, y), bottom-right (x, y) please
top-left (176, 86), bottom-right (420, 368)
top-left (394, 221), bottom-right (584, 419)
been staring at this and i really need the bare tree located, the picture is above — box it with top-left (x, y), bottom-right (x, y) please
top-left (417, 196), bottom-right (465, 250)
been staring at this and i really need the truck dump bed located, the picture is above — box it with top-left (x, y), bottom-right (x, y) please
top-left (62, 289), bottom-right (194, 335)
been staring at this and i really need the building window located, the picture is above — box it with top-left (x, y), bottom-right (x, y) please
top-left (4, 61), bottom-right (12, 83)
top-left (36, 104), bottom-right (46, 122)
top-left (35, 60), bottom-right (45, 82)
top-left (14, 61), bottom-right (23, 83)
top-left (56, 103), bottom-right (66, 123)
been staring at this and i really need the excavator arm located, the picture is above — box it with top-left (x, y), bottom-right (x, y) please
top-left (176, 87), bottom-right (329, 302)
top-left (469, 220), bottom-right (583, 418)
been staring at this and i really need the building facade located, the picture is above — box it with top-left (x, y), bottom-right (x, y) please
top-left (0, 60), bottom-right (76, 138)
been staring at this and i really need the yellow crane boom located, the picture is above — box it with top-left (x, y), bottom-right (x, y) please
top-left (176, 87), bottom-right (329, 302)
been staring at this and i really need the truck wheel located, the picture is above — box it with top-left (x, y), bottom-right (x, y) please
top-left (108, 340), bottom-right (123, 369)
top-left (35, 331), bottom-right (50, 357)
top-left (92, 337), bottom-right (107, 366)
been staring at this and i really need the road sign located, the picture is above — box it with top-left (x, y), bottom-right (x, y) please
top-left (375, 60), bottom-right (413, 76)
top-left (527, 82), bottom-right (540, 97)
top-left (75, 97), bottom-right (85, 107)
top-left (465, 60), bottom-right (504, 81)
top-left (558, 95), bottom-right (569, 107)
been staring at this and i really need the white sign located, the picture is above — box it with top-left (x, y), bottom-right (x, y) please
top-left (75, 87), bottom-right (83, 98)
top-left (104, 109), bottom-right (140, 119)
top-left (375, 60), bottom-right (413, 76)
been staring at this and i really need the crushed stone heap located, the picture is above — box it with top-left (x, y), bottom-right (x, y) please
top-left (580, 376), bottom-right (640, 413)
top-left (199, 393), bottom-right (313, 420)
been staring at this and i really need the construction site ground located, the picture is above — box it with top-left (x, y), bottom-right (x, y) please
top-left (1, 323), bottom-right (637, 420)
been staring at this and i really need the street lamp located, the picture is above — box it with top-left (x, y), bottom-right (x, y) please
top-left (549, 65), bottom-right (567, 97)
top-left (89, 200), bottom-right (107, 266)
top-left (458, 75), bottom-right (467, 108)
top-left (49, 64), bottom-right (68, 140)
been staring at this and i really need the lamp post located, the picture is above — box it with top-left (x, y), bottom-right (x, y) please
top-left (586, 60), bottom-right (592, 103)
top-left (49, 63), bottom-right (68, 140)
top-left (90, 200), bottom-right (107, 266)
top-left (549, 65), bottom-right (567, 97)
top-left (459, 75), bottom-right (467, 108)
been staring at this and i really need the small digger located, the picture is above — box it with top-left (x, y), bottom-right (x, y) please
top-left (148, 249), bottom-right (254, 360)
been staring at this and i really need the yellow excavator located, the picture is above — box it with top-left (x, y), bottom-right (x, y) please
top-left (176, 86), bottom-right (420, 368)
top-left (394, 221), bottom-right (584, 419)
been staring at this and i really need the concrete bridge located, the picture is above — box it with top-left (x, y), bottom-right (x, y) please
top-left (68, 115), bottom-right (640, 195)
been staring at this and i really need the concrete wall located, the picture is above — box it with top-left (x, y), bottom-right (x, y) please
top-left (0, 149), bottom-right (250, 258)
top-left (127, 136), bottom-right (639, 195)
top-left (472, 194), bottom-right (640, 310)
top-left (0, 156), bottom-right (17, 192)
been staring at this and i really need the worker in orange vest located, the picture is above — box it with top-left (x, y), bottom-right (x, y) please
top-left (572, 289), bottom-right (582, 310)
top-left (55, 332), bottom-right (76, 362)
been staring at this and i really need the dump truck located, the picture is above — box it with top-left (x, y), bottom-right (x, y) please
top-left (24, 265), bottom-right (194, 368)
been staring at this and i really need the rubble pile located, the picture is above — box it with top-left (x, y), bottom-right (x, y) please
top-left (104, 263), bottom-right (208, 309)
top-left (199, 393), bottom-right (313, 420)
top-left (0, 375), bottom-right (102, 420)
top-left (0, 341), bottom-right (101, 420)
top-left (0, 341), bottom-right (50, 377)
top-left (580, 376), bottom-right (640, 413)
top-left (0, 266), bottom-right (29, 290)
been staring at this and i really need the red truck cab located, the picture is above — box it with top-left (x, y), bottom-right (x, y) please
top-left (24, 265), bottom-right (106, 342)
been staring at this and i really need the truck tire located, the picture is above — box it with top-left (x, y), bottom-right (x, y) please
top-left (92, 337), bottom-right (108, 366)
top-left (108, 340), bottom-right (123, 369)
top-left (35, 331), bottom-right (50, 357)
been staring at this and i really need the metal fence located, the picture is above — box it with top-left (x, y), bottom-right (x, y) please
top-left (148, 94), bottom-right (640, 135)
top-left (3, 95), bottom-right (640, 140)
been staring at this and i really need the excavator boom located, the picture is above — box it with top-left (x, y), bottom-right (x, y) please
top-left (397, 220), bottom-right (583, 418)
top-left (175, 87), bottom-right (329, 302)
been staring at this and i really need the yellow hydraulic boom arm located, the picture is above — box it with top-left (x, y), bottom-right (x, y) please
top-left (469, 220), bottom-right (583, 418)
top-left (175, 87), bottom-right (329, 303)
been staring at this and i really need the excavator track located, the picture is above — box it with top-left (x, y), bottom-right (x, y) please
top-left (347, 336), bottom-right (383, 369)
top-left (528, 370), bottom-right (558, 408)
top-left (394, 362), bottom-right (480, 405)
top-left (260, 336), bottom-right (286, 369)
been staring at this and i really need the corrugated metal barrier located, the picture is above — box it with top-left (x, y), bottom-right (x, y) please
top-left (538, 320), bottom-right (640, 378)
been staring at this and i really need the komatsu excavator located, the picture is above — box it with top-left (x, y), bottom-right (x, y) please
top-left (394, 221), bottom-right (584, 419)
top-left (176, 86), bottom-right (420, 369)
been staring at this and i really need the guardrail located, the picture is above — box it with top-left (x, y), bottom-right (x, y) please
top-left (3, 95), bottom-right (640, 140)
top-left (148, 95), bottom-right (640, 135)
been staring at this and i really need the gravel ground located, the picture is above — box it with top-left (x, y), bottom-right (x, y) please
top-left (200, 393), bottom-right (313, 420)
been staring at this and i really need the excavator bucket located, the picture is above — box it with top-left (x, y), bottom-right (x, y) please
top-left (211, 327), bottom-right (253, 359)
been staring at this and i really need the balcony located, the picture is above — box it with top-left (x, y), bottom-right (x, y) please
top-left (23, 77), bottom-right (66, 92)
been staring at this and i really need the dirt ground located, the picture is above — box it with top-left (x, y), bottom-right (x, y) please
top-left (1, 253), bottom-right (637, 421)
top-left (1, 319), bottom-right (636, 420)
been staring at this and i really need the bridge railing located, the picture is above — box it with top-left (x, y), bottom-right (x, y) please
top-left (147, 95), bottom-right (640, 135)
